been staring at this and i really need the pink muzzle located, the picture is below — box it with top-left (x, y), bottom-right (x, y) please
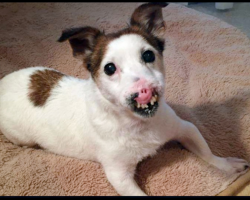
top-left (134, 88), bottom-right (153, 104)
top-left (132, 78), bottom-right (154, 104)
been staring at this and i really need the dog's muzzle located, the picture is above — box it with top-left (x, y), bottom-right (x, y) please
top-left (126, 88), bottom-right (159, 118)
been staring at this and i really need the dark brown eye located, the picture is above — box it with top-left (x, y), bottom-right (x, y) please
top-left (104, 63), bottom-right (116, 76)
top-left (142, 50), bottom-right (155, 63)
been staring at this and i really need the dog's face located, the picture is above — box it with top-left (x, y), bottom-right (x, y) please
top-left (97, 33), bottom-right (165, 118)
top-left (58, 3), bottom-right (168, 119)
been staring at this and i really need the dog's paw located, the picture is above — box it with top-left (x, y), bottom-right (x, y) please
top-left (214, 156), bottom-right (249, 174)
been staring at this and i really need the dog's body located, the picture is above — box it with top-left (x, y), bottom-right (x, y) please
top-left (0, 66), bottom-right (174, 161)
top-left (0, 3), bottom-right (248, 196)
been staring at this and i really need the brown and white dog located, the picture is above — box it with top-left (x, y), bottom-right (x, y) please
top-left (0, 3), bottom-right (248, 196)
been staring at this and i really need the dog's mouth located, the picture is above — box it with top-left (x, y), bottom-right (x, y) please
top-left (127, 90), bottom-right (159, 118)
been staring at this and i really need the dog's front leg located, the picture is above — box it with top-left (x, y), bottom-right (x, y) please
top-left (175, 119), bottom-right (249, 174)
top-left (102, 162), bottom-right (147, 196)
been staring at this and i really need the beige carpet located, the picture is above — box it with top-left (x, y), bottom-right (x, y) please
top-left (1, 3), bottom-right (250, 196)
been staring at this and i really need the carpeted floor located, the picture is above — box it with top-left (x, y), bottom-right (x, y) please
top-left (0, 3), bottom-right (250, 196)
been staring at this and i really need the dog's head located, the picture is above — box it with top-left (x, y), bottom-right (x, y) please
top-left (58, 3), bottom-right (168, 119)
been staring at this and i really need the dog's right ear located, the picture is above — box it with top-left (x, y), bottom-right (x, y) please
top-left (130, 3), bottom-right (168, 40)
top-left (58, 26), bottom-right (102, 61)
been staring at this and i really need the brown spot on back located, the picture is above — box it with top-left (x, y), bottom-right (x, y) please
top-left (29, 69), bottom-right (64, 106)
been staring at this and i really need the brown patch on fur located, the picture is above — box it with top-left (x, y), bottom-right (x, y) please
top-left (89, 35), bottom-right (109, 79)
top-left (29, 69), bottom-right (64, 106)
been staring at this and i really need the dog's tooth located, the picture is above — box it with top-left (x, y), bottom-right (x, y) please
top-left (142, 104), bottom-right (146, 109)
top-left (145, 104), bottom-right (148, 108)
top-left (152, 96), bottom-right (156, 102)
top-left (154, 95), bottom-right (158, 100)
top-left (150, 100), bottom-right (155, 105)
top-left (137, 102), bottom-right (141, 108)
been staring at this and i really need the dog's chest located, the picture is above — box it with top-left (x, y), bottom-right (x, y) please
top-left (124, 128), bottom-right (165, 159)
top-left (96, 117), bottom-right (166, 163)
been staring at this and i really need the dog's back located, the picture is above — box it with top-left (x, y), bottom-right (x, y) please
top-left (0, 67), bottom-right (99, 161)
top-left (0, 67), bottom-right (45, 146)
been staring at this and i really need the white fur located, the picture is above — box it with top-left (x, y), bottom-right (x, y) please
top-left (0, 35), bottom-right (248, 196)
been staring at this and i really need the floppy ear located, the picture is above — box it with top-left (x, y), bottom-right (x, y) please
top-left (130, 2), bottom-right (168, 39)
top-left (58, 26), bottom-right (102, 66)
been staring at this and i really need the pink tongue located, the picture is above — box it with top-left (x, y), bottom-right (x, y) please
top-left (134, 88), bottom-right (152, 104)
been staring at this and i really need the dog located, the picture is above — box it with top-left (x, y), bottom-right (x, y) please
top-left (0, 3), bottom-right (249, 196)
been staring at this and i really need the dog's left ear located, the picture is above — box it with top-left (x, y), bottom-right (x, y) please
top-left (130, 2), bottom-right (168, 39)
top-left (57, 26), bottom-right (102, 61)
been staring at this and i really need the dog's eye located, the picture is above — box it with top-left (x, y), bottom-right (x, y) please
top-left (104, 63), bottom-right (116, 76)
top-left (142, 50), bottom-right (155, 63)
